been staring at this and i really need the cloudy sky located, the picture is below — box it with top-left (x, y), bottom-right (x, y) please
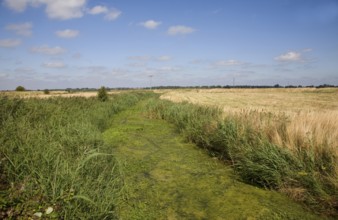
top-left (0, 0), bottom-right (337, 90)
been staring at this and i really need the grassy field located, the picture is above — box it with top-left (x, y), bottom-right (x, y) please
top-left (160, 88), bottom-right (338, 111)
top-left (0, 92), bottom-right (151, 219)
top-left (0, 89), bottom-right (336, 218)
top-left (160, 88), bottom-right (338, 160)
top-left (160, 88), bottom-right (338, 161)
top-left (158, 88), bottom-right (338, 216)
top-left (104, 99), bottom-right (320, 219)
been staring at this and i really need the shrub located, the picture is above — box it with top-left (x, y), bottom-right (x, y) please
top-left (43, 89), bottom-right (50, 94)
top-left (15, 86), bottom-right (25, 91)
top-left (97, 86), bottom-right (108, 102)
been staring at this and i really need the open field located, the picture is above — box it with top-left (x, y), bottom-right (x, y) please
top-left (1, 90), bottom-right (337, 218)
top-left (0, 92), bottom-right (151, 219)
top-left (158, 88), bottom-right (338, 215)
top-left (160, 88), bottom-right (338, 111)
top-left (160, 88), bottom-right (338, 154)
top-left (0, 90), bottom-right (122, 99)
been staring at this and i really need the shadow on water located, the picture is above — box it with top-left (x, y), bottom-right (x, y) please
top-left (103, 100), bottom-right (322, 220)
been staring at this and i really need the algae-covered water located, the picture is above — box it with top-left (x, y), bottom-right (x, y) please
top-left (103, 101), bottom-right (321, 219)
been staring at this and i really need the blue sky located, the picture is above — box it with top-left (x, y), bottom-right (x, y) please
top-left (0, 0), bottom-right (337, 90)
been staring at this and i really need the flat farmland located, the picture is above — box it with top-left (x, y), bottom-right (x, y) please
top-left (160, 88), bottom-right (338, 112)
top-left (161, 88), bottom-right (338, 152)
top-left (0, 90), bottom-right (121, 99)
top-left (158, 88), bottom-right (338, 216)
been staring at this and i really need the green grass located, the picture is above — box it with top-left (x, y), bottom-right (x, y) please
top-left (104, 99), bottom-right (320, 219)
top-left (0, 92), bottom-right (152, 219)
top-left (146, 98), bottom-right (338, 217)
top-left (0, 92), bottom-right (335, 218)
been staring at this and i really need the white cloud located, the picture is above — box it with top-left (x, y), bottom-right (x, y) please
top-left (167, 25), bottom-right (195, 35)
top-left (274, 51), bottom-right (301, 62)
top-left (3, 0), bottom-right (28, 12)
top-left (140, 20), bottom-right (161, 29)
top-left (42, 61), bottom-right (66, 68)
top-left (0, 39), bottom-right (22, 48)
top-left (214, 59), bottom-right (242, 66)
top-left (88, 5), bottom-right (108, 15)
top-left (55, 29), bottom-right (79, 38)
top-left (104, 8), bottom-right (122, 21)
top-left (157, 56), bottom-right (171, 61)
top-left (44, 0), bottom-right (86, 20)
top-left (87, 5), bottom-right (121, 21)
top-left (4, 0), bottom-right (87, 20)
top-left (5, 22), bottom-right (33, 36)
top-left (30, 45), bottom-right (66, 55)
top-left (4, 1), bottom-right (122, 21)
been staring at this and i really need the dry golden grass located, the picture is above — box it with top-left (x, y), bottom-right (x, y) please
top-left (162, 88), bottom-right (338, 208)
top-left (160, 88), bottom-right (338, 111)
top-left (0, 90), bottom-right (121, 99)
top-left (161, 88), bottom-right (338, 163)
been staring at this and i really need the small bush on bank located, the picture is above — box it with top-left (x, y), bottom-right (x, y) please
top-left (97, 86), bottom-right (108, 102)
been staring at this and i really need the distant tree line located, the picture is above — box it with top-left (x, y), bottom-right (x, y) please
top-left (3, 84), bottom-right (337, 92)
top-left (143, 84), bottom-right (337, 90)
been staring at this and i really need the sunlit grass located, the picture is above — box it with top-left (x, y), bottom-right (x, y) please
top-left (149, 89), bottom-right (338, 216)
top-left (0, 92), bottom-right (151, 219)
top-left (1, 89), bottom-right (336, 218)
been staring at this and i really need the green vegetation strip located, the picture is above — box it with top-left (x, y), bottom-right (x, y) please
top-left (105, 99), bottom-right (320, 219)
top-left (0, 92), bottom-right (151, 219)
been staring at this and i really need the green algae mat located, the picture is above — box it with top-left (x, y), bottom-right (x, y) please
top-left (103, 100), bottom-right (321, 220)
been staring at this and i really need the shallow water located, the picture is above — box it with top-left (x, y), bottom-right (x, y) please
top-left (103, 101), bottom-right (321, 219)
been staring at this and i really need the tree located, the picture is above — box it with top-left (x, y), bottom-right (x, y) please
top-left (97, 86), bottom-right (108, 102)
top-left (43, 89), bottom-right (50, 94)
top-left (15, 86), bottom-right (25, 91)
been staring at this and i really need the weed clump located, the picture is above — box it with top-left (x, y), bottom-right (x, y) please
top-left (43, 89), bottom-right (50, 94)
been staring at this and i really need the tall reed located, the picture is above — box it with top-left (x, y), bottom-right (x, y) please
top-left (0, 92), bottom-right (149, 219)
